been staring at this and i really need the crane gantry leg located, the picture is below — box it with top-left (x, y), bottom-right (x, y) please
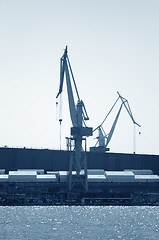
top-left (68, 137), bottom-right (88, 192)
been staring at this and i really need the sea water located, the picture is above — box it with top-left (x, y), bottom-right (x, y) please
top-left (0, 206), bottom-right (159, 240)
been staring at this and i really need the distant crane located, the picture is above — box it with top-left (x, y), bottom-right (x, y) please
top-left (56, 46), bottom-right (93, 191)
top-left (91, 92), bottom-right (141, 152)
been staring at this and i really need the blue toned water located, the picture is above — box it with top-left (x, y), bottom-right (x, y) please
top-left (0, 206), bottom-right (159, 240)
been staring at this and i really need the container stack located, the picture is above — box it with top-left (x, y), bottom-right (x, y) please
top-left (0, 168), bottom-right (158, 184)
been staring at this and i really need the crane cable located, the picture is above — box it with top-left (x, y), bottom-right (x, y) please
top-left (59, 94), bottom-right (62, 150)
top-left (56, 94), bottom-right (63, 150)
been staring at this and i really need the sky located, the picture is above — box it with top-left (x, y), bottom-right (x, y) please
top-left (0, 0), bottom-right (159, 155)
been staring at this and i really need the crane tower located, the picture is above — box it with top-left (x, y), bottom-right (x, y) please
top-left (56, 46), bottom-right (93, 191)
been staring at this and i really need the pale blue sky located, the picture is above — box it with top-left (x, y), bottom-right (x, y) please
top-left (0, 0), bottom-right (159, 154)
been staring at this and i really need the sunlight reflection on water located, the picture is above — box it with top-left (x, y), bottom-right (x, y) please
top-left (0, 206), bottom-right (159, 240)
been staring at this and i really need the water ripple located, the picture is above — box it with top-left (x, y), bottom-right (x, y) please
top-left (0, 206), bottom-right (159, 239)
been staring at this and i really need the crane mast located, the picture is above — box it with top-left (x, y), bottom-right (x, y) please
top-left (56, 46), bottom-right (92, 191)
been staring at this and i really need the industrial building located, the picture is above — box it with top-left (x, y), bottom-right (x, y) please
top-left (0, 147), bottom-right (159, 175)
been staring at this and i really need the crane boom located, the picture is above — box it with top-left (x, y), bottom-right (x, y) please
top-left (56, 46), bottom-right (90, 128)
top-left (56, 46), bottom-right (77, 127)
top-left (65, 60), bottom-right (77, 127)
top-left (56, 47), bottom-right (67, 99)
top-left (105, 103), bottom-right (123, 147)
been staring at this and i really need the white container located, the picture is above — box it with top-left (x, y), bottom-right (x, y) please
top-left (36, 175), bottom-right (57, 182)
top-left (135, 175), bottom-right (159, 182)
top-left (105, 171), bottom-right (134, 176)
top-left (105, 171), bottom-right (135, 182)
top-left (0, 175), bottom-right (8, 182)
top-left (9, 170), bottom-right (37, 175)
top-left (124, 169), bottom-right (153, 175)
top-left (81, 169), bottom-right (105, 175)
top-left (18, 169), bottom-right (44, 175)
top-left (88, 175), bottom-right (106, 182)
top-left (9, 170), bottom-right (37, 182)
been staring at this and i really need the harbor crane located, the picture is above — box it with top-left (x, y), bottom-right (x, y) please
top-left (91, 91), bottom-right (141, 152)
top-left (56, 46), bottom-right (92, 191)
